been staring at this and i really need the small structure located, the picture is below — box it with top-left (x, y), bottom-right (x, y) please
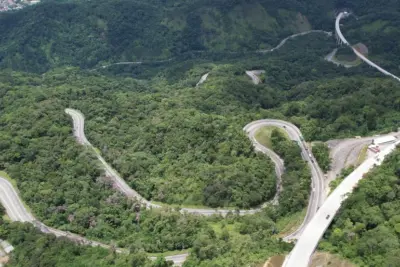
top-left (372, 136), bottom-right (396, 146)
top-left (368, 144), bottom-right (380, 153)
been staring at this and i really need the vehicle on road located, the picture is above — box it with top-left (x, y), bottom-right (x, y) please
top-left (326, 215), bottom-right (330, 219)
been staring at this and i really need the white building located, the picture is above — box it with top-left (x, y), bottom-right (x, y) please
top-left (373, 136), bottom-right (397, 146)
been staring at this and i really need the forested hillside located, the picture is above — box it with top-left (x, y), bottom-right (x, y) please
top-left (0, 0), bottom-right (316, 72)
top-left (1, 0), bottom-right (400, 266)
top-left (1, 0), bottom-right (399, 73)
top-left (320, 147), bottom-right (400, 267)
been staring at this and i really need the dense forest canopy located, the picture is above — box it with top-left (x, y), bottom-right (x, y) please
top-left (0, 0), bottom-right (400, 266)
top-left (0, 0), bottom-right (399, 73)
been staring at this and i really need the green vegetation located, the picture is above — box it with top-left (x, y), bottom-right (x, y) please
top-left (183, 212), bottom-right (292, 267)
top-left (0, 0), bottom-right (400, 265)
top-left (329, 166), bottom-right (355, 192)
top-left (320, 147), bottom-right (400, 267)
top-left (356, 145), bottom-right (368, 166)
top-left (0, 218), bottom-right (168, 267)
top-left (311, 143), bottom-right (331, 172)
top-left (0, 0), bottom-right (327, 73)
top-left (310, 252), bottom-right (355, 267)
top-left (255, 126), bottom-right (288, 149)
top-left (270, 129), bottom-right (311, 214)
top-left (275, 208), bottom-right (307, 238)
top-left (1, 44), bottom-right (399, 263)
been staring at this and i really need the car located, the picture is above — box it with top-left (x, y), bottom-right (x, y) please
top-left (326, 215), bottom-right (330, 219)
top-left (283, 125), bottom-right (286, 128)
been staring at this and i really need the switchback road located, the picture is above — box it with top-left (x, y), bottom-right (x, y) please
top-left (335, 12), bottom-right (400, 82)
top-left (65, 109), bottom-right (325, 239)
top-left (244, 120), bottom-right (326, 240)
top-left (0, 175), bottom-right (187, 265)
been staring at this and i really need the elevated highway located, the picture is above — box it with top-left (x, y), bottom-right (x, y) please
top-left (65, 109), bottom-right (327, 239)
top-left (335, 12), bottom-right (400, 82)
top-left (284, 140), bottom-right (399, 267)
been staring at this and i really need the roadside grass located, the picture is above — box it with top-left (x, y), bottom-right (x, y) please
top-left (2, 214), bottom-right (10, 222)
top-left (147, 249), bottom-right (190, 257)
top-left (329, 177), bottom-right (344, 193)
top-left (254, 126), bottom-right (289, 149)
top-left (263, 255), bottom-right (286, 267)
top-left (0, 171), bottom-right (33, 215)
top-left (355, 145), bottom-right (368, 166)
top-left (310, 252), bottom-right (355, 267)
top-left (275, 208), bottom-right (306, 238)
top-left (209, 221), bottom-right (241, 235)
top-left (0, 171), bottom-right (17, 189)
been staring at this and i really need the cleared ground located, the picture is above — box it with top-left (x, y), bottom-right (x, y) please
top-left (355, 145), bottom-right (368, 166)
top-left (254, 126), bottom-right (289, 148)
top-left (310, 252), bottom-right (356, 267)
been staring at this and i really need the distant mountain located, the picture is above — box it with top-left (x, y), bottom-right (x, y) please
top-left (0, 0), bottom-right (326, 72)
top-left (0, 0), bottom-right (398, 73)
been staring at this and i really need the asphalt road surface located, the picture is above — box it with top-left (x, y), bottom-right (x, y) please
top-left (327, 131), bottom-right (400, 186)
top-left (0, 175), bottom-right (186, 265)
top-left (66, 109), bottom-right (327, 241)
top-left (335, 12), bottom-right (400, 82)
top-left (245, 70), bottom-right (264, 84)
top-left (196, 73), bottom-right (209, 87)
top-left (2, 109), bottom-right (394, 267)
top-left (66, 109), bottom-right (291, 217)
top-left (244, 120), bottom-right (326, 240)
top-left (0, 177), bottom-right (34, 222)
top-left (283, 140), bottom-right (400, 267)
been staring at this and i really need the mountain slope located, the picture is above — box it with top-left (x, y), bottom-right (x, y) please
top-left (0, 0), bottom-right (322, 72)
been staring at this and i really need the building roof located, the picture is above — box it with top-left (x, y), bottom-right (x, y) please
top-left (373, 135), bottom-right (396, 145)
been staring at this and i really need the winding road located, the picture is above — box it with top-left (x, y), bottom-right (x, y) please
top-left (244, 120), bottom-right (326, 240)
top-left (0, 176), bottom-right (188, 265)
top-left (284, 140), bottom-right (399, 267)
top-left (65, 109), bottom-right (324, 220)
top-left (246, 70), bottom-right (265, 85)
top-left (2, 15), bottom-right (398, 265)
top-left (257, 30), bottom-right (332, 53)
top-left (335, 12), bottom-right (400, 82)
top-left (93, 30), bottom-right (332, 71)
top-left (2, 109), bottom-right (396, 266)
top-left (0, 178), bottom-right (34, 223)
top-left (0, 110), bottom-right (325, 265)
top-left (0, 176), bottom-right (128, 252)
top-left (65, 110), bottom-right (328, 240)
